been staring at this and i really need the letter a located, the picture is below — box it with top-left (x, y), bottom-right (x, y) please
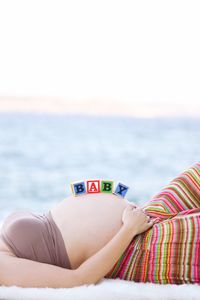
top-left (86, 180), bottom-right (101, 194)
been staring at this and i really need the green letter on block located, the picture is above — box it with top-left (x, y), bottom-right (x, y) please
top-left (101, 180), bottom-right (114, 193)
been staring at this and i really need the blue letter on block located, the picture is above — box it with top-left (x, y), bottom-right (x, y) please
top-left (114, 182), bottom-right (129, 198)
top-left (71, 181), bottom-right (86, 196)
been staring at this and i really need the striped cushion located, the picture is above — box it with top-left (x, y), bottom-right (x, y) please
top-left (105, 161), bottom-right (200, 284)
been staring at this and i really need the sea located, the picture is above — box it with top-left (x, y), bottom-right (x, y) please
top-left (0, 112), bottom-right (199, 223)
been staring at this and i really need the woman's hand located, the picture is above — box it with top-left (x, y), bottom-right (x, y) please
top-left (122, 204), bottom-right (155, 235)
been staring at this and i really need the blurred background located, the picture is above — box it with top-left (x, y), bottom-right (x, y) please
top-left (0, 0), bottom-right (200, 222)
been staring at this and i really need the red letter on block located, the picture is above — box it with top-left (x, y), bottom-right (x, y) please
top-left (87, 180), bottom-right (101, 193)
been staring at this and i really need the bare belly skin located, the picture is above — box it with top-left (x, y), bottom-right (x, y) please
top-left (0, 238), bottom-right (11, 253)
top-left (50, 193), bottom-right (129, 269)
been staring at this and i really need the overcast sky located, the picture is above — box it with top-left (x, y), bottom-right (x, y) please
top-left (0, 0), bottom-right (199, 114)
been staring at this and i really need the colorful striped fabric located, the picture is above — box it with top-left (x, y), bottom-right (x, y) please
top-left (105, 161), bottom-right (200, 284)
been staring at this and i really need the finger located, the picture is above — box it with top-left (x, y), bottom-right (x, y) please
top-left (153, 217), bottom-right (160, 222)
top-left (126, 204), bottom-right (134, 210)
top-left (130, 202), bottom-right (137, 207)
top-left (130, 202), bottom-right (138, 208)
top-left (147, 220), bottom-right (155, 226)
top-left (142, 208), bottom-right (148, 215)
top-left (127, 202), bottom-right (136, 208)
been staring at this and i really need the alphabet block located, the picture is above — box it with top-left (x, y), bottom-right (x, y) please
top-left (86, 180), bottom-right (101, 194)
top-left (101, 180), bottom-right (114, 193)
top-left (70, 181), bottom-right (86, 196)
top-left (113, 182), bottom-right (129, 198)
top-left (70, 179), bottom-right (130, 198)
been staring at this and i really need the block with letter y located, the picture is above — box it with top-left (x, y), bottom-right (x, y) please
top-left (113, 182), bottom-right (129, 198)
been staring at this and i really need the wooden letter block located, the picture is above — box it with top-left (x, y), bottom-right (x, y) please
top-left (101, 180), bottom-right (114, 193)
top-left (86, 180), bottom-right (101, 194)
top-left (113, 182), bottom-right (129, 198)
top-left (70, 181), bottom-right (86, 196)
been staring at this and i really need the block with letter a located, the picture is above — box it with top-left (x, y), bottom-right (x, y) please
top-left (86, 179), bottom-right (101, 194)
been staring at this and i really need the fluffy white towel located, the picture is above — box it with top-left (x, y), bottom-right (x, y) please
top-left (0, 278), bottom-right (200, 300)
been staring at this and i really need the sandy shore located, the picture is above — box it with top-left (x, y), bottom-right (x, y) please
top-left (0, 97), bottom-right (199, 118)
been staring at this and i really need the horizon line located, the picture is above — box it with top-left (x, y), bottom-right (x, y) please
top-left (0, 97), bottom-right (200, 118)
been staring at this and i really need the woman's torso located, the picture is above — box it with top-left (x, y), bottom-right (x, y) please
top-left (50, 193), bottom-right (128, 269)
top-left (0, 193), bottom-right (128, 267)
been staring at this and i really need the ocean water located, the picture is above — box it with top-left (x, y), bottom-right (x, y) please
top-left (0, 112), bottom-right (199, 222)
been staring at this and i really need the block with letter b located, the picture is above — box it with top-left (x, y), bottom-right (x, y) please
top-left (101, 180), bottom-right (114, 193)
top-left (70, 181), bottom-right (86, 196)
top-left (113, 182), bottom-right (129, 198)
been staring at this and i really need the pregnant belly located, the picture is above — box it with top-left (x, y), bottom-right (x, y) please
top-left (50, 193), bottom-right (129, 269)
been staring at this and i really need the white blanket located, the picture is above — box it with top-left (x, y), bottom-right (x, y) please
top-left (0, 278), bottom-right (200, 300)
